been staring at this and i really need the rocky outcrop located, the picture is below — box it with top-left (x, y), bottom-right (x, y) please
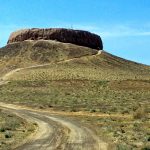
top-left (7, 28), bottom-right (103, 50)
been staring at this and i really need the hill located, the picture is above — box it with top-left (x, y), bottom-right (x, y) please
top-left (0, 30), bottom-right (150, 149)
top-left (0, 40), bottom-right (97, 76)
top-left (0, 40), bottom-right (150, 111)
top-left (0, 40), bottom-right (150, 80)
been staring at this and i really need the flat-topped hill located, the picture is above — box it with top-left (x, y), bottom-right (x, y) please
top-left (7, 28), bottom-right (103, 50)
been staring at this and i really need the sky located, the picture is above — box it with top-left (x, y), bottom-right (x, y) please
top-left (0, 0), bottom-right (150, 65)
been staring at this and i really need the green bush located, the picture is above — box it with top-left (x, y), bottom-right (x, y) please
top-left (116, 144), bottom-right (131, 150)
top-left (90, 109), bottom-right (96, 113)
top-left (142, 146), bottom-right (150, 150)
top-left (0, 127), bottom-right (5, 132)
top-left (5, 131), bottom-right (13, 138)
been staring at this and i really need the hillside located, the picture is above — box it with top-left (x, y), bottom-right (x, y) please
top-left (0, 40), bottom-right (150, 110)
top-left (0, 33), bottom-right (150, 149)
top-left (1, 40), bottom-right (150, 81)
top-left (0, 40), bottom-right (97, 76)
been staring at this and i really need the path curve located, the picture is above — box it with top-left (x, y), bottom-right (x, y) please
top-left (0, 103), bottom-right (107, 150)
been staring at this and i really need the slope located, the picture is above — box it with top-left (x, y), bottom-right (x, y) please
top-left (0, 40), bottom-right (150, 112)
top-left (0, 40), bottom-right (150, 149)
top-left (0, 40), bottom-right (97, 76)
top-left (3, 49), bottom-right (150, 81)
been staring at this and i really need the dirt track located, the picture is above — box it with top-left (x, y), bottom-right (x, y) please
top-left (0, 103), bottom-right (107, 150)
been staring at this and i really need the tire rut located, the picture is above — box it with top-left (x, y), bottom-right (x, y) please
top-left (0, 103), bottom-right (108, 150)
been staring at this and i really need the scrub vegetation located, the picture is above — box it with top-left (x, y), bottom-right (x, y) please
top-left (0, 40), bottom-right (150, 149)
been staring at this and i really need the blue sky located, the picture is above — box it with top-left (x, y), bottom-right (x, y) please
top-left (0, 0), bottom-right (150, 65)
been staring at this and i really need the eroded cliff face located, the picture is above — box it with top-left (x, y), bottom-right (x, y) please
top-left (7, 28), bottom-right (103, 50)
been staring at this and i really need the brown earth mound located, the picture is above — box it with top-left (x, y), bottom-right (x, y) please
top-left (7, 28), bottom-right (103, 50)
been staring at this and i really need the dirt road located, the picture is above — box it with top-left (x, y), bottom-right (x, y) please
top-left (0, 103), bottom-right (107, 150)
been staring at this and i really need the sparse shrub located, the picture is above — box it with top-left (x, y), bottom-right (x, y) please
top-left (65, 92), bottom-right (71, 96)
top-left (142, 146), bottom-right (150, 150)
top-left (116, 143), bottom-right (131, 150)
top-left (48, 104), bottom-right (53, 108)
top-left (0, 127), bottom-right (5, 132)
top-left (110, 107), bottom-right (117, 112)
top-left (27, 125), bottom-right (35, 132)
top-left (5, 131), bottom-right (13, 138)
top-left (4, 118), bottom-right (20, 130)
top-left (133, 106), bottom-right (147, 119)
top-left (121, 109), bottom-right (129, 114)
top-left (39, 105), bottom-right (44, 109)
top-left (90, 109), bottom-right (96, 113)
top-left (97, 80), bottom-right (109, 87)
top-left (33, 122), bottom-right (38, 126)
top-left (69, 108), bottom-right (77, 112)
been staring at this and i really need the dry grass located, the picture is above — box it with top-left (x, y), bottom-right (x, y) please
top-left (0, 109), bottom-right (35, 150)
top-left (0, 40), bottom-right (150, 149)
top-left (68, 113), bottom-right (150, 150)
top-left (0, 40), bottom-right (97, 76)
top-left (4, 51), bottom-right (150, 81)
